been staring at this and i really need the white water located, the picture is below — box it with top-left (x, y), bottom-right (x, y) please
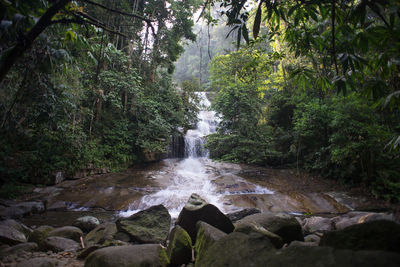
top-left (120, 92), bottom-right (224, 218)
top-left (120, 92), bottom-right (273, 218)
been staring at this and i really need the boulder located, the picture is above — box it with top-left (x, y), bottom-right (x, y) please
top-left (234, 222), bottom-right (284, 248)
top-left (0, 219), bottom-right (32, 236)
top-left (227, 208), bottom-right (261, 223)
top-left (116, 205), bottom-right (171, 244)
top-left (196, 232), bottom-right (275, 267)
top-left (114, 232), bottom-right (131, 242)
top-left (73, 216), bottom-right (100, 232)
top-left (331, 212), bottom-right (396, 230)
top-left (197, 239), bottom-right (400, 267)
top-left (320, 220), bottom-right (400, 252)
top-left (176, 194), bottom-right (234, 242)
top-left (48, 226), bottom-right (83, 242)
top-left (12, 201), bottom-right (45, 215)
top-left (0, 242), bottom-right (37, 256)
top-left (85, 222), bottom-right (117, 247)
top-left (167, 225), bottom-right (192, 266)
top-left (302, 216), bottom-right (333, 234)
top-left (0, 225), bottom-right (26, 245)
top-left (17, 257), bottom-right (63, 267)
top-left (195, 221), bottom-right (227, 265)
top-left (28, 225), bottom-right (54, 246)
top-left (84, 244), bottom-right (169, 267)
top-left (47, 201), bottom-right (68, 211)
top-left (42, 236), bottom-right (80, 252)
top-left (236, 212), bottom-right (303, 244)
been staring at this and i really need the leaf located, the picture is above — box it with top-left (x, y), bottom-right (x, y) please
top-left (242, 25), bottom-right (249, 43)
top-left (253, 2), bottom-right (262, 39)
top-left (236, 26), bottom-right (242, 49)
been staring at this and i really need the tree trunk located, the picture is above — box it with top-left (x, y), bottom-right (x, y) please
top-left (0, 0), bottom-right (71, 85)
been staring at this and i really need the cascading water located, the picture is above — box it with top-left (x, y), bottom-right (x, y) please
top-left (120, 92), bottom-right (225, 218)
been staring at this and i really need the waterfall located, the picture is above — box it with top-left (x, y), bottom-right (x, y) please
top-left (184, 92), bottom-right (217, 158)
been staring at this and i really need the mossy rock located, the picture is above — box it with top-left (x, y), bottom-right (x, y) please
top-left (234, 222), bottom-right (284, 248)
top-left (320, 220), bottom-right (400, 252)
top-left (167, 225), bottom-right (192, 266)
top-left (194, 221), bottom-right (226, 266)
top-left (116, 205), bottom-right (171, 244)
top-left (48, 226), bottom-right (83, 242)
top-left (27, 225), bottom-right (54, 247)
top-left (84, 244), bottom-right (169, 267)
top-left (85, 223), bottom-right (117, 247)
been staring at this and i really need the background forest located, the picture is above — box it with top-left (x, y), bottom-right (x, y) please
top-left (1, 0), bottom-right (399, 202)
top-left (0, 0), bottom-right (202, 195)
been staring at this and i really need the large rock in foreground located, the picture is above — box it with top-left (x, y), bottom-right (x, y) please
top-left (320, 220), bottom-right (400, 252)
top-left (85, 223), bottom-right (117, 247)
top-left (167, 225), bottom-right (192, 266)
top-left (176, 194), bottom-right (234, 242)
top-left (196, 231), bottom-right (275, 267)
top-left (84, 244), bottom-right (169, 267)
top-left (236, 212), bottom-right (303, 244)
top-left (197, 238), bottom-right (400, 267)
top-left (73, 216), bottom-right (100, 233)
top-left (195, 221), bottom-right (227, 265)
top-left (116, 205), bottom-right (171, 244)
top-left (42, 236), bottom-right (80, 252)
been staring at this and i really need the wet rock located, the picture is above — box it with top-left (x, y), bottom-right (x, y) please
top-left (195, 221), bottom-right (227, 265)
top-left (288, 240), bottom-right (318, 247)
top-left (320, 220), bottom-right (400, 253)
top-left (236, 212), bottom-right (303, 244)
top-left (0, 219), bottom-right (32, 237)
top-left (196, 232), bottom-right (275, 267)
top-left (0, 225), bottom-right (27, 245)
top-left (28, 225), bottom-right (54, 247)
top-left (77, 245), bottom-right (101, 260)
top-left (84, 244), bottom-right (169, 267)
top-left (176, 194), bottom-right (234, 242)
top-left (47, 201), bottom-right (67, 211)
top-left (73, 216), bottom-right (100, 233)
top-left (234, 222), bottom-right (284, 248)
top-left (16, 257), bottom-right (62, 267)
top-left (0, 242), bottom-right (38, 256)
top-left (48, 226), bottom-right (83, 242)
top-left (13, 201), bottom-right (45, 215)
top-left (42, 236), bottom-right (80, 252)
top-left (167, 225), bottom-right (192, 266)
top-left (116, 205), bottom-right (171, 244)
top-left (227, 208), bottom-right (261, 223)
top-left (85, 222), bottom-right (117, 247)
top-left (302, 216), bottom-right (333, 234)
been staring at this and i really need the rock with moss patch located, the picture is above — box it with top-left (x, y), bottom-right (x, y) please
top-left (85, 222), bottom-right (117, 247)
top-left (48, 226), bottom-right (83, 242)
top-left (194, 221), bottom-right (227, 266)
top-left (236, 212), bottom-right (303, 244)
top-left (116, 205), bottom-right (171, 244)
top-left (320, 220), bottom-right (400, 252)
top-left (167, 225), bottom-right (192, 266)
top-left (176, 194), bottom-right (234, 243)
top-left (27, 225), bottom-right (54, 247)
top-left (84, 244), bottom-right (169, 267)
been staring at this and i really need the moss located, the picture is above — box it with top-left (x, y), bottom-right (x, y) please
top-left (167, 226), bottom-right (192, 266)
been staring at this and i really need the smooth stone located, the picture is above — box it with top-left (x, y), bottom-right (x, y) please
top-left (0, 225), bottom-right (27, 245)
top-left (234, 222), bottom-right (284, 248)
top-left (116, 205), bottom-right (171, 244)
top-left (236, 212), bottom-right (303, 244)
top-left (0, 219), bottom-right (32, 237)
top-left (16, 257), bottom-right (62, 267)
top-left (0, 242), bottom-right (37, 256)
top-left (302, 216), bottom-right (333, 234)
top-left (176, 194), bottom-right (234, 243)
top-left (42, 236), bottom-right (80, 252)
top-left (48, 226), bottom-right (83, 242)
top-left (73, 216), bottom-right (100, 232)
top-left (84, 244), bottom-right (169, 267)
top-left (27, 225), bottom-right (54, 247)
